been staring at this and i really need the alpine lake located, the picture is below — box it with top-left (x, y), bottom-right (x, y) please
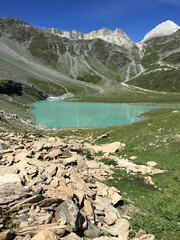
top-left (31, 100), bottom-right (180, 129)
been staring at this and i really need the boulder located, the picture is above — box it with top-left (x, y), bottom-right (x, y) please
top-left (55, 200), bottom-right (85, 230)
top-left (0, 229), bottom-right (15, 240)
top-left (112, 219), bottom-right (130, 240)
top-left (0, 142), bottom-right (8, 150)
top-left (84, 222), bottom-right (102, 238)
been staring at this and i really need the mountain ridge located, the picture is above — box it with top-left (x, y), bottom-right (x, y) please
top-left (0, 17), bottom-right (179, 98)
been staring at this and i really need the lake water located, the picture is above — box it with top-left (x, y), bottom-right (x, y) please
top-left (31, 100), bottom-right (179, 129)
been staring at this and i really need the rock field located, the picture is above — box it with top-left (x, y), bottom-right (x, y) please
top-left (0, 132), bottom-right (157, 240)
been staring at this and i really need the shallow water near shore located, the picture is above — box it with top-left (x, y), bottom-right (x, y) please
top-left (31, 100), bottom-right (179, 129)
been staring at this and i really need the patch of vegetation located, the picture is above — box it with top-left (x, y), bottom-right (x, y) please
top-left (129, 69), bottom-right (180, 92)
top-left (77, 71), bottom-right (102, 84)
top-left (100, 157), bottom-right (118, 166)
top-left (27, 77), bottom-right (66, 96)
top-left (78, 148), bottom-right (94, 160)
top-left (28, 32), bottom-right (58, 65)
top-left (163, 52), bottom-right (180, 65)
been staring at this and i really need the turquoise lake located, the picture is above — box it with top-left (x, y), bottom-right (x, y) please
top-left (32, 100), bottom-right (179, 129)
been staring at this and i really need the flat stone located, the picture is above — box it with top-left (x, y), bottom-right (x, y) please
top-left (85, 142), bottom-right (125, 155)
top-left (46, 149), bottom-right (62, 159)
top-left (36, 212), bottom-right (53, 224)
top-left (94, 237), bottom-right (119, 240)
top-left (19, 221), bottom-right (29, 229)
top-left (146, 161), bottom-right (157, 167)
top-left (61, 232), bottom-right (82, 240)
top-left (19, 223), bottom-right (67, 236)
top-left (31, 230), bottom-right (59, 240)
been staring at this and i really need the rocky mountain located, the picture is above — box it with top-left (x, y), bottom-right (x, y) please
top-left (0, 17), bottom-right (179, 97)
top-left (46, 27), bottom-right (132, 48)
top-left (129, 27), bottom-right (180, 92)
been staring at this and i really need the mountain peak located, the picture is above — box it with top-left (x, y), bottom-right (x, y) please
top-left (142, 20), bottom-right (180, 42)
top-left (47, 26), bottom-right (132, 47)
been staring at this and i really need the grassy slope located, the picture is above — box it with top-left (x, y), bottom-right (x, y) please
top-left (129, 69), bottom-right (180, 93)
top-left (80, 108), bottom-right (180, 240)
top-left (128, 31), bottom-right (180, 93)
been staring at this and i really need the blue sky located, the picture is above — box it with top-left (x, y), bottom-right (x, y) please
top-left (0, 0), bottom-right (180, 42)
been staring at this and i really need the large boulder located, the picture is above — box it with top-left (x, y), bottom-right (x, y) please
top-left (55, 200), bottom-right (85, 230)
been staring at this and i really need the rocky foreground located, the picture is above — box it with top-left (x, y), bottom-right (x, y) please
top-left (0, 133), bottom-right (158, 240)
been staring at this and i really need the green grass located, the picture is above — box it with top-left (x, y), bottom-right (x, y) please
top-left (99, 157), bottom-right (118, 166)
top-left (129, 69), bottom-right (180, 93)
top-left (81, 89), bottom-right (180, 104)
top-left (27, 77), bottom-right (66, 95)
top-left (77, 71), bottom-right (102, 84)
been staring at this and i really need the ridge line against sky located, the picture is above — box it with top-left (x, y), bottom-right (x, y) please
top-left (0, 0), bottom-right (180, 42)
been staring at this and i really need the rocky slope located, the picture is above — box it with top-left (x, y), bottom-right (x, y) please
top-left (0, 132), bottom-right (161, 240)
top-left (0, 17), bottom-right (142, 88)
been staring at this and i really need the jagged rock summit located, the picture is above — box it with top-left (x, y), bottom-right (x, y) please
top-left (46, 27), bottom-right (132, 47)
top-left (142, 20), bottom-right (180, 42)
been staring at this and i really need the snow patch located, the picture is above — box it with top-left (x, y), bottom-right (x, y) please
top-left (142, 20), bottom-right (180, 42)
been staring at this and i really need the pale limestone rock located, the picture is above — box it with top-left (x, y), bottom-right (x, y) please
top-left (36, 212), bottom-right (53, 224)
top-left (96, 182), bottom-right (109, 197)
top-left (94, 237), bottom-right (119, 240)
top-left (14, 150), bottom-right (30, 163)
top-left (146, 161), bottom-right (157, 167)
top-left (107, 187), bottom-right (122, 205)
top-left (86, 160), bottom-right (100, 170)
top-left (133, 235), bottom-right (155, 240)
top-left (46, 149), bottom-right (62, 159)
top-left (85, 142), bottom-right (125, 155)
top-left (113, 219), bottom-right (130, 240)
top-left (31, 230), bottom-right (59, 240)
top-left (61, 232), bottom-right (82, 240)
top-left (0, 229), bottom-right (15, 240)
top-left (0, 174), bottom-right (27, 204)
top-left (143, 176), bottom-right (156, 188)
top-left (19, 223), bottom-right (67, 236)
top-left (19, 221), bottom-right (29, 229)
top-left (83, 199), bottom-right (94, 219)
top-left (104, 211), bottom-right (118, 225)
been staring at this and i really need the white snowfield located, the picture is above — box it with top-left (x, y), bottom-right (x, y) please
top-left (142, 20), bottom-right (180, 42)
